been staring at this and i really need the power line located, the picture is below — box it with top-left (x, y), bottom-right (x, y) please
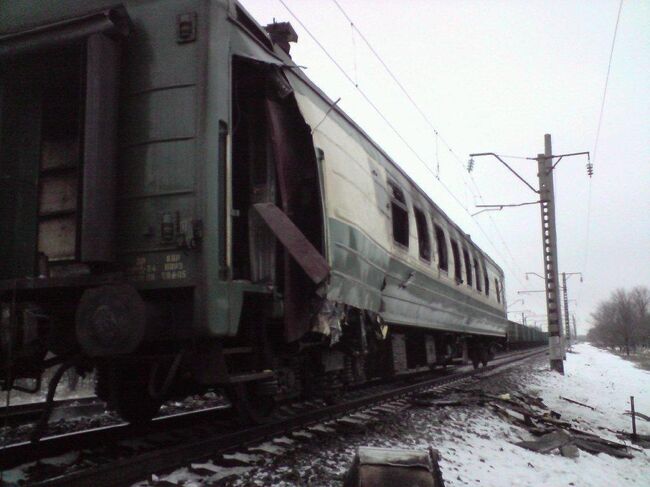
top-left (326, 0), bottom-right (531, 290)
top-left (582, 0), bottom-right (623, 275)
top-left (330, 0), bottom-right (475, 192)
top-left (277, 0), bottom-right (530, 292)
top-left (277, 0), bottom-right (432, 184)
top-left (593, 0), bottom-right (624, 166)
top-left (331, 0), bottom-right (440, 137)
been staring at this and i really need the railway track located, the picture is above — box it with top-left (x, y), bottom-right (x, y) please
top-left (0, 396), bottom-right (102, 427)
top-left (0, 347), bottom-right (546, 487)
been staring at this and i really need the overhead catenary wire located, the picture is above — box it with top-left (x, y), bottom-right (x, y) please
top-left (331, 0), bottom-right (480, 195)
top-left (350, 20), bottom-right (358, 87)
top-left (581, 0), bottom-right (623, 283)
top-left (592, 0), bottom-right (624, 168)
top-left (328, 0), bottom-right (531, 291)
top-left (277, 0), bottom-right (531, 293)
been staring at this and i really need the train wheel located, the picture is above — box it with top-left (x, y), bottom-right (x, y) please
top-left (228, 381), bottom-right (277, 425)
top-left (97, 365), bottom-right (162, 424)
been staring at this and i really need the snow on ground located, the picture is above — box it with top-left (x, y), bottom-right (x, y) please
top-left (528, 344), bottom-right (649, 437)
top-left (418, 344), bottom-right (650, 487)
top-left (137, 345), bottom-right (650, 486)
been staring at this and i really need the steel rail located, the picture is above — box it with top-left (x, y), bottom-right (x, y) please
top-left (1, 396), bottom-right (100, 427)
top-left (6, 347), bottom-right (546, 487)
top-left (0, 404), bottom-right (233, 471)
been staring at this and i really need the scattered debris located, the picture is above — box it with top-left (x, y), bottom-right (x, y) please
top-left (412, 386), bottom-right (641, 460)
top-left (559, 396), bottom-right (596, 410)
top-left (559, 443), bottom-right (580, 458)
top-left (517, 430), bottom-right (572, 453)
top-left (617, 431), bottom-right (650, 449)
top-left (411, 389), bottom-right (486, 408)
top-left (572, 437), bottom-right (633, 459)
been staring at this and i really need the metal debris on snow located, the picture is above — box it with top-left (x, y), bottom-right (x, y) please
top-left (411, 387), bottom-right (641, 459)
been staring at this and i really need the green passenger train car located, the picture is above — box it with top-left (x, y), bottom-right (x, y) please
top-left (0, 1), bottom-right (509, 422)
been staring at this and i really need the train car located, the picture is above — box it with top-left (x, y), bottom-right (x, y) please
top-left (0, 0), bottom-right (508, 423)
top-left (506, 320), bottom-right (547, 350)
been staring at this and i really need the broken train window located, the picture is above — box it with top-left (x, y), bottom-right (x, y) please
top-left (450, 239), bottom-right (462, 283)
top-left (389, 182), bottom-right (409, 248)
top-left (474, 256), bottom-right (482, 292)
top-left (462, 247), bottom-right (473, 287)
top-left (414, 206), bottom-right (431, 261)
top-left (434, 224), bottom-right (448, 272)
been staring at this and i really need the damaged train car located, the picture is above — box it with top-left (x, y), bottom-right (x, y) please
top-left (0, 0), bottom-right (508, 423)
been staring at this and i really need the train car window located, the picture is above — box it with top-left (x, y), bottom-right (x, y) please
top-left (389, 183), bottom-right (409, 247)
top-left (495, 278), bottom-right (501, 303)
top-left (474, 257), bottom-right (482, 292)
top-left (450, 239), bottom-right (462, 283)
top-left (414, 207), bottom-right (431, 261)
top-left (434, 224), bottom-right (448, 271)
top-left (483, 263), bottom-right (490, 296)
top-left (462, 248), bottom-right (473, 287)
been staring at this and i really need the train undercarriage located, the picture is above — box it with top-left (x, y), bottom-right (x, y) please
top-left (1, 287), bottom-right (502, 426)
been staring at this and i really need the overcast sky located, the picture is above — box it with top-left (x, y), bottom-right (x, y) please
top-left (243, 0), bottom-right (650, 333)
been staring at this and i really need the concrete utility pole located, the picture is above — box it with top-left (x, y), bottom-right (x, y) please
top-left (537, 135), bottom-right (564, 372)
top-left (561, 272), bottom-right (583, 347)
top-left (561, 273), bottom-right (570, 343)
top-left (469, 134), bottom-right (590, 375)
top-left (524, 272), bottom-right (579, 349)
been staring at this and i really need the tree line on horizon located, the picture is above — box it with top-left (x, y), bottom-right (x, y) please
top-left (587, 286), bottom-right (650, 355)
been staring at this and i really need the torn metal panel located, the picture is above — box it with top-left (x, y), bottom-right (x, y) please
top-left (262, 93), bottom-right (325, 343)
top-left (326, 219), bottom-right (387, 311)
top-left (283, 65), bottom-right (510, 337)
top-left (311, 299), bottom-right (344, 345)
top-left (516, 430), bottom-right (572, 454)
top-left (326, 216), bottom-right (508, 336)
top-left (253, 202), bottom-right (329, 285)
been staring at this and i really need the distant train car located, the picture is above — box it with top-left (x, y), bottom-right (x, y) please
top-left (507, 320), bottom-right (547, 350)
top-left (0, 1), bottom-right (508, 423)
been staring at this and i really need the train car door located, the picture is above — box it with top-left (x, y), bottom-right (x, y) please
top-left (231, 58), bottom-right (277, 284)
top-left (231, 57), bottom-right (325, 342)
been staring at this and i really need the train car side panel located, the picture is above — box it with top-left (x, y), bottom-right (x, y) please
top-left (286, 73), bottom-right (508, 338)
